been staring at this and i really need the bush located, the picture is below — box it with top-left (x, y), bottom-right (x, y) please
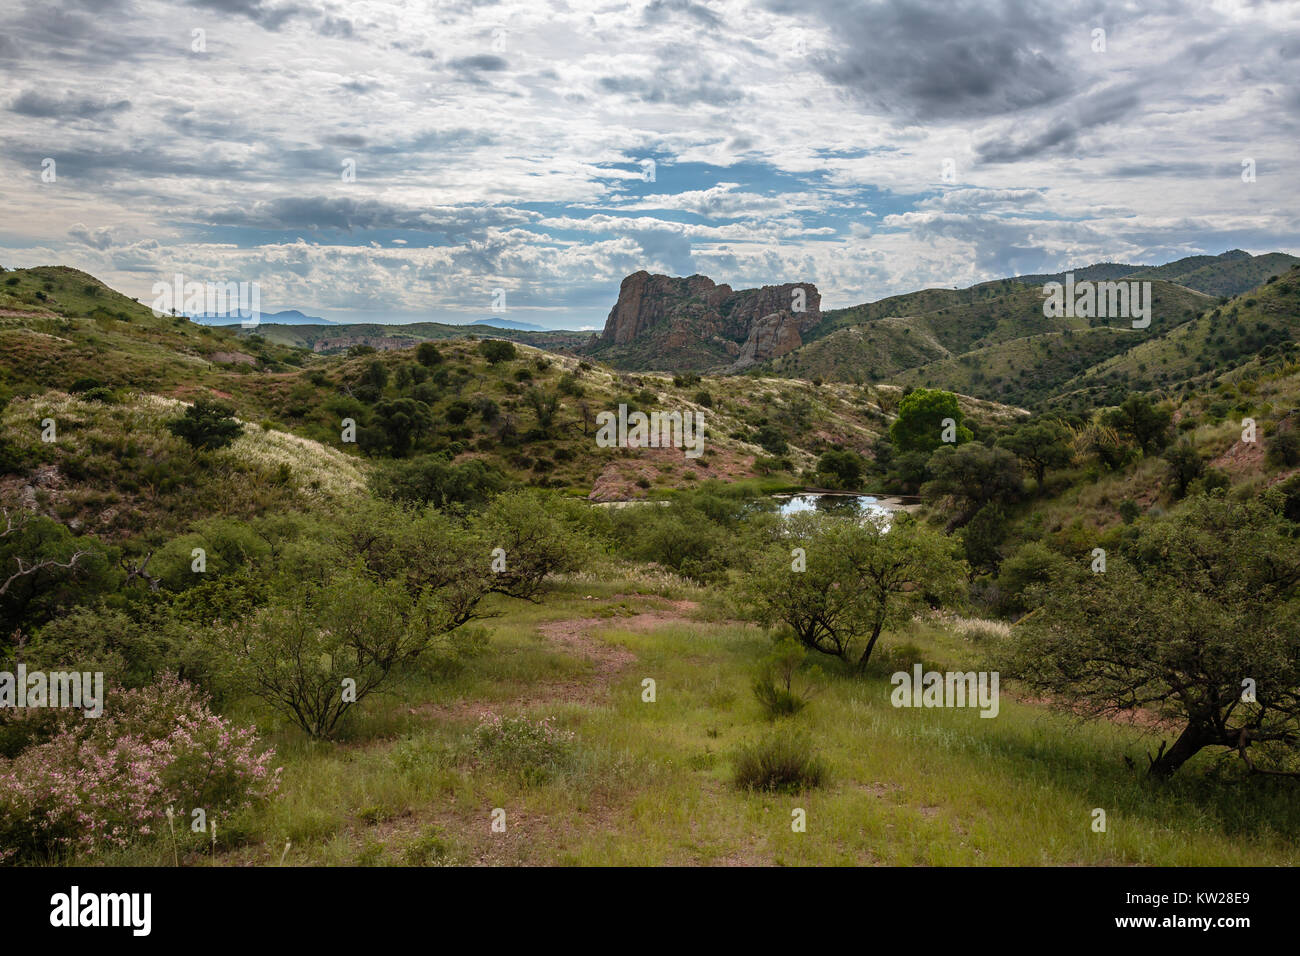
top-left (477, 340), bottom-right (516, 364)
top-left (0, 675), bottom-right (278, 861)
top-left (373, 455), bottom-right (507, 508)
top-left (471, 713), bottom-right (575, 785)
top-left (215, 570), bottom-right (425, 738)
top-left (167, 398), bottom-right (243, 451)
top-left (80, 386), bottom-right (116, 404)
top-left (1267, 429), bottom-right (1300, 467)
top-left (751, 637), bottom-right (816, 719)
top-left (416, 342), bottom-right (442, 366)
top-left (815, 448), bottom-right (865, 490)
top-left (732, 731), bottom-right (826, 793)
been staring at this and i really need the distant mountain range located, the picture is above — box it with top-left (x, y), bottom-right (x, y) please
top-left (470, 317), bottom-right (549, 332)
top-left (1011, 250), bottom-right (1299, 298)
top-left (190, 309), bottom-right (336, 326)
top-left (189, 248), bottom-right (1300, 414)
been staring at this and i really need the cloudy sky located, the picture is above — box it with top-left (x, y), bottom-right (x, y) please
top-left (1, 0), bottom-right (1297, 328)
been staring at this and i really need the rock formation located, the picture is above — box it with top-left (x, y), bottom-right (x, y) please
top-left (587, 271), bottom-right (822, 371)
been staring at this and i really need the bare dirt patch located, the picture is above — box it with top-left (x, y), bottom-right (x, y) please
top-left (421, 598), bottom-right (701, 718)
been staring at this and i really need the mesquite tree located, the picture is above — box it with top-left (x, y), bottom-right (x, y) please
top-left (1005, 496), bottom-right (1300, 778)
top-left (743, 512), bottom-right (963, 672)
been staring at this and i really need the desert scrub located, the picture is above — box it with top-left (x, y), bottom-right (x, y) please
top-left (0, 675), bottom-right (279, 862)
top-left (751, 636), bottom-right (818, 719)
top-left (470, 713), bottom-right (576, 785)
top-left (732, 730), bottom-right (827, 793)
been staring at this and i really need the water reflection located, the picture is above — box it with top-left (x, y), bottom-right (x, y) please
top-left (772, 493), bottom-right (896, 521)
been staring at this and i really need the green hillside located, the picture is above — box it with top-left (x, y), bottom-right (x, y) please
top-left (1052, 263), bottom-right (1300, 410)
top-left (1014, 249), bottom-right (1298, 298)
top-left (766, 278), bottom-right (1210, 405)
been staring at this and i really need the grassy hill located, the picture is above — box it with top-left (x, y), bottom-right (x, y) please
top-left (1050, 263), bottom-right (1300, 411)
top-left (766, 279), bottom-right (1211, 406)
top-left (1013, 249), bottom-right (1298, 298)
top-left (0, 266), bottom-right (1026, 532)
top-left (0, 266), bottom-right (309, 404)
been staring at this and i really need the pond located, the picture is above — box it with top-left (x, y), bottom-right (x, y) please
top-left (769, 492), bottom-right (914, 521)
top-left (590, 491), bottom-right (921, 523)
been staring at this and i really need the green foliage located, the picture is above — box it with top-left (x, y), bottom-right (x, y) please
top-left (889, 388), bottom-right (972, 454)
top-left (1163, 439), bottom-right (1204, 498)
top-left (751, 636), bottom-right (817, 719)
top-left (1102, 393), bottom-right (1172, 454)
top-left (961, 502), bottom-right (1009, 574)
top-left (215, 569), bottom-right (421, 738)
top-left (814, 448), bottom-right (865, 490)
top-left (996, 420), bottom-right (1071, 486)
top-left (416, 342), bottom-right (442, 367)
top-left (470, 713), bottom-right (576, 785)
top-left (742, 512), bottom-right (963, 671)
top-left (1, 511), bottom-right (112, 640)
top-left (477, 340), bottom-right (517, 364)
top-left (364, 398), bottom-right (434, 456)
top-left (751, 424), bottom-right (787, 456)
top-left (166, 398), bottom-right (243, 451)
top-left (373, 455), bottom-right (507, 508)
top-left (732, 730), bottom-right (826, 793)
top-left (522, 386), bottom-right (560, 438)
top-left (923, 442), bottom-right (1023, 523)
top-left (1003, 496), bottom-right (1300, 777)
top-left (994, 541), bottom-right (1069, 617)
top-left (1267, 429), bottom-right (1300, 467)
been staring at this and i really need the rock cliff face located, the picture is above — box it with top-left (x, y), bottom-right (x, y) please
top-left (587, 271), bottom-right (822, 371)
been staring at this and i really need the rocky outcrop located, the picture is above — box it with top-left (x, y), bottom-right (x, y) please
top-left (589, 271), bottom-right (821, 371)
top-left (727, 312), bottom-right (808, 372)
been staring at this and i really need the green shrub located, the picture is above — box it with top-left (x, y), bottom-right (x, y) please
top-left (751, 637), bottom-right (816, 719)
top-left (166, 398), bottom-right (243, 451)
top-left (477, 340), bottom-right (516, 364)
top-left (1267, 429), bottom-right (1300, 467)
top-left (732, 731), bottom-right (826, 793)
top-left (471, 713), bottom-right (575, 785)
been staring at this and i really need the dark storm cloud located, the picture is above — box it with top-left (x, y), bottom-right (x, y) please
top-left (0, 0), bottom-right (155, 67)
top-left (449, 54), bottom-right (510, 72)
top-left (773, 0), bottom-right (1083, 120)
top-left (206, 196), bottom-right (537, 235)
top-left (183, 0), bottom-right (312, 31)
top-left (642, 0), bottom-right (723, 27)
top-left (10, 89), bottom-right (131, 119)
top-left (975, 86), bottom-right (1142, 164)
top-left (598, 64), bottom-right (743, 106)
top-left (6, 142), bottom-right (252, 182)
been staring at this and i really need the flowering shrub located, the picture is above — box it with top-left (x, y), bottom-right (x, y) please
top-left (0, 674), bottom-right (279, 862)
top-left (471, 713), bottom-right (575, 784)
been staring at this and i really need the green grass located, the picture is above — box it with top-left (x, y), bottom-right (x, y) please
top-left (84, 580), bottom-right (1300, 867)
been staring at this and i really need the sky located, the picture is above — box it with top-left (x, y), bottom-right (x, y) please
top-left (1, 0), bottom-right (1297, 329)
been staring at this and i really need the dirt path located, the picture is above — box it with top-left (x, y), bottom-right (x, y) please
top-left (421, 598), bottom-right (701, 719)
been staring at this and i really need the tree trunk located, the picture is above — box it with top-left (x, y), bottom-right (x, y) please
top-left (1147, 723), bottom-right (1206, 778)
top-left (855, 618), bottom-right (885, 673)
